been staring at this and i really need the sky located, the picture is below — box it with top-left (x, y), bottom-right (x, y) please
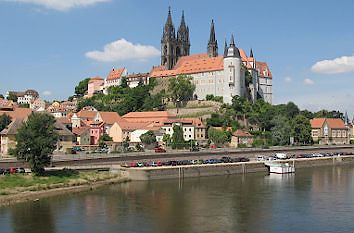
top-left (0, 0), bottom-right (353, 117)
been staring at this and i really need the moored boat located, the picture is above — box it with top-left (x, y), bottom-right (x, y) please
top-left (264, 161), bottom-right (295, 174)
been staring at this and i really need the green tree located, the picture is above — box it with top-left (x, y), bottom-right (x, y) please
top-left (162, 133), bottom-right (171, 144)
top-left (75, 78), bottom-right (90, 97)
top-left (291, 115), bottom-right (312, 145)
top-left (18, 103), bottom-right (30, 108)
top-left (0, 94), bottom-right (4, 99)
top-left (140, 131), bottom-right (157, 145)
top-left (7, 93), bottom-right (18, 102)
top-left (14, 113), bottom-right (58, 175)
top-left (171, 125), bottom-right (186, 149)
top-left (168, 75), bottom-right (196, 112)
top-left (0, 114), bottom-right (12, 132)
top-left (98, 133), bottom-right (112, 148)
top-left (208, 127), bottom-right (227, 145)
top-left (120, 77), bottom-right (128, 88)
top-left (270, 115), bottom-right (291, 146)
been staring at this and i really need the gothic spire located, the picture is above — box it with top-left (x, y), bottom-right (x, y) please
top-left (250, 48), bottom-right (254, 58)
top-left (224, 39), bottom-right (228, 57)
top-left (207, 19), bottom-right (218, 57)
top-left (208, 19), bottom-right (216, 44)
top-left (230, 34), bottom-right (235, 46)
top-left (162, 6), bottom-right (175, 41)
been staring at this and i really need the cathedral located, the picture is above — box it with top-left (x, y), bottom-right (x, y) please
top-left (151, 8), bottom-right (273, 104)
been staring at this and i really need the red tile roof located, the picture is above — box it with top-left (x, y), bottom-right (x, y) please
top-left (150, 54), bottom-right (224, 78)
top-left (326, 118), bottom-right (347, 129)
top-left (89, 76), bottom-right (104, 83)
top-left (72, 127), bottom-right (89, 136)
top-left (256, 61), bottom-right (273, 79)
top-left (233, 129), bottom-right (253, 137)
top-left (122, 111), bottom-right (176, 123)
top-left (0, 108), bottom-right (32, 120)
top-left (106, 68), bottom-right (126, 81)
top-left (310, 118), bottom-right (326, 128)
top-left (311, 118), bottom-right (347, 129)
top-left (98, 112), bottom-right (122, 125)
top-left (76, 110), bottom-right (97, 120)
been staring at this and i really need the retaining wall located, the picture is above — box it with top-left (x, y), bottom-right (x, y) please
top-left (116, 156), bottom-right (354, 181)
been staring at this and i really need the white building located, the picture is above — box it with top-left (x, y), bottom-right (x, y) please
top-left (150, 36), bottom-right (271, 104)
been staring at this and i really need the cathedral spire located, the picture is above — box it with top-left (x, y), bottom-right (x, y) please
top-left (177, 10), bottom-right (190, 58)
top-left (207, 19), bottom-right (218, 57)
top-left (161, 7), bottom-right (177, 70)
top-left (250, 48), bottom-right (254, 58)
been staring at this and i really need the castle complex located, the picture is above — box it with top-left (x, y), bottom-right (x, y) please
top-left (87, 8), bottom-right (273, 104)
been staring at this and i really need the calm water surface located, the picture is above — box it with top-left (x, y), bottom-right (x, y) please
top-left (1, 165), bottom-right (354, 233)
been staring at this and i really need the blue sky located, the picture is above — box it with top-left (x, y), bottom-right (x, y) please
top-left (0, 0), bottom-right (353, 116)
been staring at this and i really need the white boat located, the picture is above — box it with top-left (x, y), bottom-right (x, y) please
top-left (265, 161), bottom-right (295, 174)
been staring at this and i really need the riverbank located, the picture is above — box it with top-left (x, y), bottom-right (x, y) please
top-left (0, 171), bottom-right (130, 207)
top-left (116, 155), bottom-right (354, 180)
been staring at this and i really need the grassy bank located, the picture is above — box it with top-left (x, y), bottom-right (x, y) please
top-left (0, 169), bottom-right (122, 196)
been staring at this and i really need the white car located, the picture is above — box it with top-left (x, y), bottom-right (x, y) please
top-left (275, 153), bottom-right (288, 160)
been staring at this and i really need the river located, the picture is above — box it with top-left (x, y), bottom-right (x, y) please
top-left (1, 165), bottom-right (354, 233)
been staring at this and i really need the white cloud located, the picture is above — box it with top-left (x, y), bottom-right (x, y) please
top-left (4, 0), bottom-right (110, 11)
top-left (311, 55), bottom-right (354, 74)
top-left (304, 78), bottom-right (314, 85)
top-left (284, 77), bottom-right (292, 83)
top-left (85, 38), bottom-right (160, 62)
top-left (42, 90), bottom-right (52, 96)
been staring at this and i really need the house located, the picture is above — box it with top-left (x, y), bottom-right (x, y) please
top-left (30, 98), bottom-right (46, 111)
top-left (72, 127), bottom-right (90, 145)
top-left (7, 89), bottom-right (39, 105)
top-left (310, 118), bottom-right (349, 145)
top-left (54, 121), bottom-right (75, 153)
top-left (0, 119), bottom-right (24, 156)
top-left (93, 111), bottom-right (123, 134)
top-left (87, 76), bottom-right (104, 97)
top-left (230, 130), bottom-right (254, 148)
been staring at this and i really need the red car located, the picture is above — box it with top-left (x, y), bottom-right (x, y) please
top-left (154, 147), bottom-right (166, 153)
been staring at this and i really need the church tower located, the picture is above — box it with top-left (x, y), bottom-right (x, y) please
top-left (161, 7), bottom-right (177, 70)
top-left (207, 19), bottom-right (218, 57)
top-left (177, 11), bottom-right (190, 59)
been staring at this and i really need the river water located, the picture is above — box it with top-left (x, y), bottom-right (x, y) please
top-left (1, 165), bottom-right (354, 233)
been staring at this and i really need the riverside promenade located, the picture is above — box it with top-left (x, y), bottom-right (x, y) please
top-left (1, 145), bottom-right (353, 169)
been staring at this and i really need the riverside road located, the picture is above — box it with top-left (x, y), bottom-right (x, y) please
top-left (0, 145), bottom-right (353, 169)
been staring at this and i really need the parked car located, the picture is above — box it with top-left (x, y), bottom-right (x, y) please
top-left (16, 167), bottom-right (25, 173)
top-left (130, 162), bottom-right (137, 167)
top-left (275, 153), bottom-right (288, 160)
top-left (190, 146), bottom-right (200, 152)
top-left (155, 147), bottom-right (166, 153)
top-left (9, 167), bottom-right (17, 174)
top-left (221, 156), bottom-right (232, 163)
top-left (0, 168), bottom-right (5, 175)
top-left (240, 157), bottom-right (250, 162)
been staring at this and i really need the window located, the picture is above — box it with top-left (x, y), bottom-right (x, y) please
top-left (189, 128), bottom-right (192, 132)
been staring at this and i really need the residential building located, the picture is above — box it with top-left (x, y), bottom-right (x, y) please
top-left (0, 107), bottom-right (32, 120)
top-left (55, 121), bottom-right (75, 153)
top-left (87, 76), bottom-right (104, 97)
top-left (72, 127), bottom-right (91, 145)
top-left (0, 119), bottom-right (24, 156)
top-left (256, 61), bottom-right (273, 104)
top-left (310, 118), bottom-right (349, 145)
top-left (30, 98), bottom-right (46, 111)
top-left (103, 68), bottom-right (128, 94)
top-left (230, 130), bottom-right (254, 148)
top-left (7, 89), bottom-right (39, 105)
top-left (160, 118), bottom-right (207, 142)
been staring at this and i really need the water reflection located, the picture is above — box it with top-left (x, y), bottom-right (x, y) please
top-left (1, 165), bottom-right (354, 233)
